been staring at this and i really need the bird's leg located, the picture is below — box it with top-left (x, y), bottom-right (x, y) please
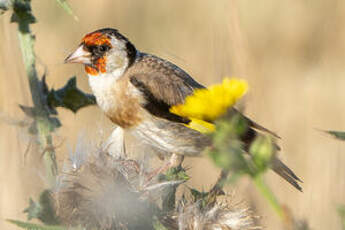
top-left (145, 153), bottom-right (184, 183)
top-left (168, 153), bottom-right (185, 168)
top-left (104, 127), bottom-right (126, 159)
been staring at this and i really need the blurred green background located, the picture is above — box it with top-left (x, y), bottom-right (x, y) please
top-left (1, 0), bottom-right (345, 229)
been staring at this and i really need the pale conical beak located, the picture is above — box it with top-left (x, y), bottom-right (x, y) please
top-left (64, 45), bottom-right (92, 65)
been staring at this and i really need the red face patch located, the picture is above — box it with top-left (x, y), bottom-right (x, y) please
top-left (82, 32), bottom-right (111, 46)
top-left (85, 56), bottom-right (107, 75)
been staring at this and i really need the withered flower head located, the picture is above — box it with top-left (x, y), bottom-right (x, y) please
top-left (172, 193), bottom-right (260, 230)
top-left (52, 147), bottom-right (154, 230)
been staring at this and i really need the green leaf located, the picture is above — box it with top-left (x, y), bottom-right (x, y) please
top-left (159, 166), bottom-right (189, 212)
top-left (37, 190), bottom-right (60, 225)
top-left (189, 188), bottom-right (220, 209)
top-left (326, 130), bottom-right (345, 141)
top-left (23, 198), bottom-right (41, 221)
top-left (161, 166), bottom-right (189, 181)
top-left (47, 77), bottom-right (96, 113)
top-left (24, 190), bottom-right (60, 225)
top-left (47, 117), bottom-right (61, 132)
top-left (11, 0), bottom-right (36, 32)
top-left (55, 0), bottom-right (78, 21)
top-left (6, 219), bottom-right (66, 230)
top-left (40, 75), bottom-right (58, 115)
top-left (19, 105), bottom-right (36, 118)
top-left (190, 188), bottom-right (208, 201)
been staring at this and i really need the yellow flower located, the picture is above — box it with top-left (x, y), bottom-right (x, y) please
top-left (170, 78), bottom-right (248, 133)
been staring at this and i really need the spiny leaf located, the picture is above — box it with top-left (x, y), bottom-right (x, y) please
top-left (19, 105), bottom-right (36, 118)
top-left (190, 188), bottom-right (209, 201)
top-left (23, 198), bottom-right (41, 221)
top-left (38, 190), bottom-right (60, 225)
top-left (6, 219), bottom-right (66, 230)
top-left (325, 130), bottom-right (345, 141)
top-left (189, 188), bottom-right (220, 209)
top-left (24, 191), bottom-right (59, 225)
top-left (47, 117), bottom-right (61, 132)
top-left (47, 77), bottom-right (96, 113)
top-left (40, 74), bottom-right (58, 115)
top-left (11, 0), bottom-right (36, 32)
top-left (55, 0), bottom-right (78, 21)
top-left (162, 166), bottom-right (189, 181)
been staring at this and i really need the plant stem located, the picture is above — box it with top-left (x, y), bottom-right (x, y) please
top-left (253, 174), bottom-right (284, 219)
top-left (17, 14), bottom-right (57, 185)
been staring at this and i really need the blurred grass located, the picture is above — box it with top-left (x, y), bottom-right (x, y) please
top-left (2, 0), bottom-right (345, 229)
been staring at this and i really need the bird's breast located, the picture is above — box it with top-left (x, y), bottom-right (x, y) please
top-left (88, 74), bottom-right (143, 128)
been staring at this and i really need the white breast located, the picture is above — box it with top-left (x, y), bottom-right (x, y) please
top-left (88, 73), bottom-right (118, 113)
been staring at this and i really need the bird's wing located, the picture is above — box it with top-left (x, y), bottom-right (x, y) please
top-left (130, 55), bottom-right (204, 105)
top-left (130, 72), bottom-right (202, 105)
top-left (129, 54), bottom-right (204, 123)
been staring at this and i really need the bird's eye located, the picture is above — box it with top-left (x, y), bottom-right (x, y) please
top-left (97, 45), bottom-right (109, 53)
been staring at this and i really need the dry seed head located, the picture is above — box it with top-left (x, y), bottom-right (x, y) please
top-left (52, 148), bottom-right (154, 230)
top-left (175, 194), bottom-right (260, 230)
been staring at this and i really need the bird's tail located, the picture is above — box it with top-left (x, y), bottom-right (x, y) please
top-left (240, 124), bottom-right (303, 191)
top-left (271, 157), bottom-right (303, 191)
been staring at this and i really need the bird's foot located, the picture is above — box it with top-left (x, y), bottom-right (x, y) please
top-left (144, 154), bottom-right (184, 185)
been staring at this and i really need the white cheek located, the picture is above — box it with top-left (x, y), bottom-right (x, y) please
top-left (106, 50), bottom-right (128, 74)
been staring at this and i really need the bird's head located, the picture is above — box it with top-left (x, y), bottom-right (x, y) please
top-left (65, 28), bottom-right (137, 76)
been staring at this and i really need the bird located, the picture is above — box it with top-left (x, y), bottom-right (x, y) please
top-left (65, 28), bottom-right (302, 191)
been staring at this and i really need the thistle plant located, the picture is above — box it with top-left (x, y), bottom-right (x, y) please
top-left (1, 0), bottom-right (94, 186)
top-left (2, 1), bottom-right (308, 230)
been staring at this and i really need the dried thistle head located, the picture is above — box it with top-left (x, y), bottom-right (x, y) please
top-left (163, 191), bottom-right (260, 230)
top-left (52, 148), bottom-right (154, 230)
